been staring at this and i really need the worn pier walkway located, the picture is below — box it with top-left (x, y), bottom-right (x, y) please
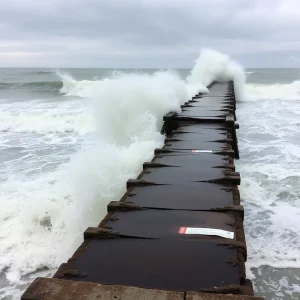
top-left (22, 82), bottom-right (264, 300)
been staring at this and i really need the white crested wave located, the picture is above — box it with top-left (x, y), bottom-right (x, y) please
top-left (246, 80), bottom-right (300, 101)
top-left (0, 49), bottom-right (246, 299)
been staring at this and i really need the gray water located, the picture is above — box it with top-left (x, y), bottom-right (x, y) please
top-left (0, 68), bottom-right (300, 299)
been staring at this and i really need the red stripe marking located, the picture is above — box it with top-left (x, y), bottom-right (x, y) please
top-left (179, 227), bottom-right (187, 234)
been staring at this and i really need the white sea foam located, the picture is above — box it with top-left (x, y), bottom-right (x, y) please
top-left (236, 95), bottom-right (300, 299)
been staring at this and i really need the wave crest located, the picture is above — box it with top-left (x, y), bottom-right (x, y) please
top-left (246, 80), bottom-right (300, 101)
top-left (0, 81), bottom-right (63, 91)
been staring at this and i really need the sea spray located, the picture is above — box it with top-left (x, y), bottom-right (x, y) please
top-left (59, 70), bottom-right (208, 144)
top-left (187, 48), bottom-right (246, 101)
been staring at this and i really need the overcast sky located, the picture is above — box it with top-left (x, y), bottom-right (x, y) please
top-left (1, 0), bottom-right (300, 68)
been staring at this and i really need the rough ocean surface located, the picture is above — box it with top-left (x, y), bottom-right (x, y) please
top-left (1, 50), bottom-right (300, 299)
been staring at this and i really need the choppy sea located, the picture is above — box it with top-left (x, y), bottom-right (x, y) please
top-left (1, 64), bottom-right (300, 299)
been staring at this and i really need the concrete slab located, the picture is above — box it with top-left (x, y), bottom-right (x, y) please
top-left (22, 277), bottom-right (184, 300)
top-left (186, 292), bottom-right (264, 300)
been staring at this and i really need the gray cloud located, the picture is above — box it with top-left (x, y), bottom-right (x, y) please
top-left (1, 0), bottom-right (300, 67)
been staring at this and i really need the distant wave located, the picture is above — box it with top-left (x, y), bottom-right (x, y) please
top-left (0, 81), bottom-right (63, 91)
top-left (246, 80), bottom-right (300, 101)
top-left (27, 71), bottom-right (54, 75)
top-left (19, 70), bottom-right (55, 75)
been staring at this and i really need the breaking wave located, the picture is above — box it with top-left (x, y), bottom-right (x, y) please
top-left (187, 48), bottom-right (246, 101)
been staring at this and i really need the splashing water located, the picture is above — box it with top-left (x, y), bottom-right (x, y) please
top-left (187, 48), bottom-right (246, 101)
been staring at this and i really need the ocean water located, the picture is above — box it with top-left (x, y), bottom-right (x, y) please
top-left (0, 51), bottom-right (300, 299)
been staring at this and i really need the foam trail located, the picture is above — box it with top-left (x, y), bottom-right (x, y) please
top-left (235, 94), bottom-right (300, 299)
top-left (187, 48), bottom-right (246, 101)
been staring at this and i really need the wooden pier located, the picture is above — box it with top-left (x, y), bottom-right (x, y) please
top-left (21, 81), bottom-right (264, 300)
